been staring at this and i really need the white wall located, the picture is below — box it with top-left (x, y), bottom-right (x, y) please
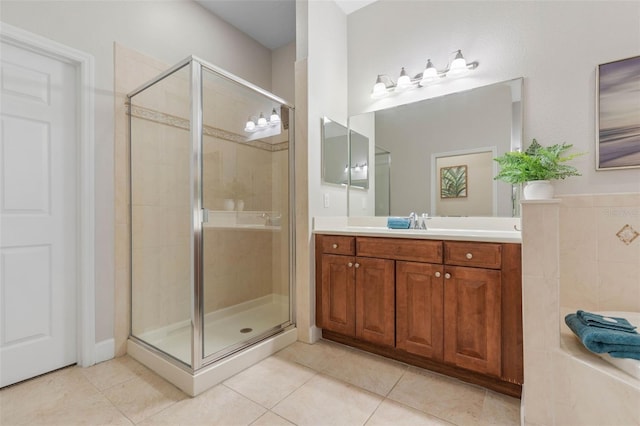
top-left (299, 0), bottom-right (348, 341)
top-left (308, 0), bottom-right (349, 219)
top-left (348, 1), bottom-right (640, 197)
top-left (272, 41), bottom-right (296, 104)
top-left (1, 0), bottom-right (276, 345)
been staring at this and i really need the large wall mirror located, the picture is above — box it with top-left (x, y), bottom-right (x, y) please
top-left (348, 78), bottom-right (523, 217)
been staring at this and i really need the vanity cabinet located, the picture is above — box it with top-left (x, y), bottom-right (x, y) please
top-left (315, 234), bottom-right (523, 397)
top-left (318, 236), bottom-right (394, 347)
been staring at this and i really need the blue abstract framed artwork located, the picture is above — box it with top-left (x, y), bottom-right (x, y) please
top-left (596, 55), bottom-right (640, 170)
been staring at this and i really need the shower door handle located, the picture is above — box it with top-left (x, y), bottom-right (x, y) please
top-left (202, 208), bottom-right (210, 224)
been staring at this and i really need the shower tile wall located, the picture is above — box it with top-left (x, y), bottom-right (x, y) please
top-left (115, 44), bottom-right (177, 355)
top-left (130, 64), bottom-right (192, 336)
top-left (201, 139), bottom-right (289, 313)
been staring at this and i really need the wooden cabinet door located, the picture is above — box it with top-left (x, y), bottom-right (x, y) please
top-left (443, 265), bottom-right (501, 377)
top-left (355, 257), bottom-right (395, 347)
top-left (320, 254), bottom-right (356, 336)
top-left (396, 261), bottom-right (444, 360)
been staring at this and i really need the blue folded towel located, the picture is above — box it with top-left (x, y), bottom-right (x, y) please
top-left (387, 217), bottom-right (410, 229)
top-left (565, 313), bottom-right (640, 360)
top-left (577, 310), bottom-right (637, 332)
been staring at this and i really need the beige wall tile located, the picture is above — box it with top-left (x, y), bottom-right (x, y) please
top-left (597, 260), bottom-right (640, 312)
top-left (592, 193), bottom-right (640, 207)
top-left (552, 351), bottom-right (640, 425)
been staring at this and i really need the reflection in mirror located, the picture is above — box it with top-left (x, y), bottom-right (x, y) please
top-left (375, 146), bottom-right (391, 215)
top-left (432, 148), bottom-right (497, 216)
top-left (349, 130), bottom-right (369, 189)
top-left (348, 78), bottom-right (523, 217)
top-left (321, 117), bottom-right (348, 186)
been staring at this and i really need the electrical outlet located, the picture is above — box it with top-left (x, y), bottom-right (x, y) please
top-left (323, 193), bottom-right (330, 208)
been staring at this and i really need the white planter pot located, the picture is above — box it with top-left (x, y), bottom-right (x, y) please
top-left (235, 199), bottom-right (245, 211)
top-left (523, 180), bottom-right (554, 200)
top-left (223, 199), bottom-right (235, 211)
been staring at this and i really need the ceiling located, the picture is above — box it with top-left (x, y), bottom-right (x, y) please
top-left (195, 0), bottom-right (378, 50)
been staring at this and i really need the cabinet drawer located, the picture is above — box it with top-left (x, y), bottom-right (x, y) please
top-left (444, 242), bottom-right (502, 269)
top-left (320, 235), bottom-right (356, 255)
top-left (357, 237), bottom-right (442, 263)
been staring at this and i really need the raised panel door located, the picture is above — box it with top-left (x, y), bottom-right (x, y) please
top-left (355, 257), bottom-right (395, 347)
top-left (396, 261), bottom-right (444, 360)
top-left (0, 41), bottom-right (78, 387)
top-left (320, 254), bottom-right (356, 336)
top-left (443, 265), bottom-right (501, 376)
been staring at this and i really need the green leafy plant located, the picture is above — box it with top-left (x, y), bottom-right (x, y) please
top-left (494, 139), bottom-right (585, 184)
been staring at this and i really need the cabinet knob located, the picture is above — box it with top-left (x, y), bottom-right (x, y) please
top-left (347, 262), bottom-right (353, 267)
top-left (332, 243), bottom-right (338, 249)
top-left (445, 273), bottom-right (451, 279)
top-left (354, 263), bottom-right (360, 268)
top-left (466, 253), bottom-right (473, 259)
top-left (435, 272), bottom-right (441, 278)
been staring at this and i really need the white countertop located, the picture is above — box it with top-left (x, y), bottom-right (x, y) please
top-left (313, 216), bottom-right (522, 243)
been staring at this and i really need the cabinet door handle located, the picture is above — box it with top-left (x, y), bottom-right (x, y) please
top-left (332, 243), bottom-right (338, 249)
top-left (445, 273), bottom-right (451, 279)
top-left (354, 263), bottom-right (360, 268)
top-left (435, 272), bottom-right (441, 278)
top-left (347, 262), bottom-right (353, 267)
top-left (466, 253), bottom-right (473, 259)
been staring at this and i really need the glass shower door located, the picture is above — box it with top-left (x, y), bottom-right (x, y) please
top-left (130, 64), bottom-right (193, 367)
top-left (200, 66), bottom-right (292, 362)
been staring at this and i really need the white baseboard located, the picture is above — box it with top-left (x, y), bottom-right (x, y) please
top-left (308, 325), bottom-right (322, 343)
top-left (94, 338), bottom-right (115, 364)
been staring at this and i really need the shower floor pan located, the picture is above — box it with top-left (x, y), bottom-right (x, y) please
top-left (137, 294), bottom-right (290, 364)
top-left (128, 294), bottom-right (296, 396)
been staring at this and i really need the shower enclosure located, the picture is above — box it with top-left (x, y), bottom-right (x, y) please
top-left (127, 56), bottom-right (295, 389)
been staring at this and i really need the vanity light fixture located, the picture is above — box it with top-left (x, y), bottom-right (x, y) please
top-left (370, 49), bottom-right (479, 99)
top-left (244, 109), bottom-right (281, 133)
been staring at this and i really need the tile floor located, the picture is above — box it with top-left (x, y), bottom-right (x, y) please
top-left (0, 339), bottom-right (520, 425)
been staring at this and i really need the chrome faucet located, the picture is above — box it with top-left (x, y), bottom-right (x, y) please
top-left (419, 213), bottom-right (428, 229)
top-left (409, 212), bottom-right (428, 229)
top-left (408, 212), bottom-right (417, 229)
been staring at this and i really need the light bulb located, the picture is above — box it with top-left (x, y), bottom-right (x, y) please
top-left (448, 50), bottom-right (468, 76)
top-left (269, 108), bottom-right (280, 125)
top-left (420, 59), bottom-right (439, 85)
top-left (371, 75), bottom-right (389, 99)
top-left (244, 117), bottom-right (256, 132)
top-left (257, 113), bottom-right (268, 128)
top-left (396, 67), bottom-right (412, 90)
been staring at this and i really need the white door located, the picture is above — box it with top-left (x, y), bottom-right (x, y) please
top-left (0, 40), bottom-right (78, 387)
